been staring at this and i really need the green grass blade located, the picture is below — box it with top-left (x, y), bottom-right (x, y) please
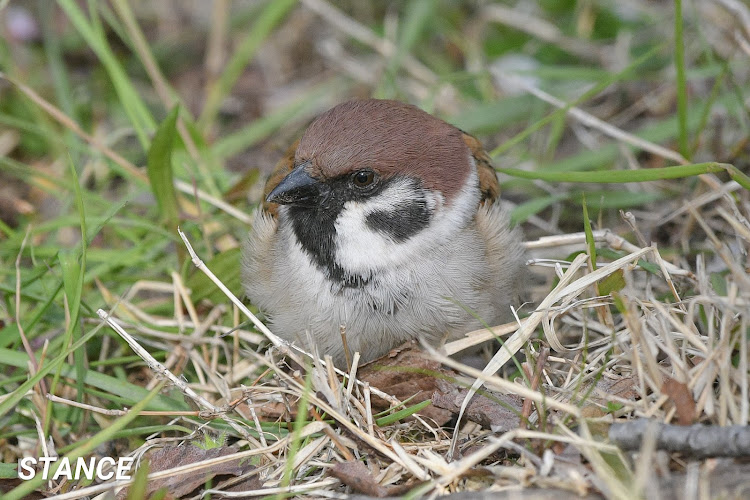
top-left (375, 399), bottom-right (432, 426)
top-left (377, 0), bottom-right (435, 96)
top-left (510, 193), bottom-right (568, 225)
top-left (280, 365), bottom-right (312, 490)
top-left (0, 324), bottom-right (99, 419)
top-left (213, 84), bottom-right (332, 159)
top-left (199, 0), bottom-right (298, 129)
top-left (57, 248), bottom-right (85, 388)
top-left (450, 95), bottom-right (536, 135)
top-left (186, 248), bottom-right (241, 303)
top-left (726, 164), bottom-right (750, 190)
top-left (691, 62), bottom-right (728, 156)
top-left (581, 194), bottom-right (596, 271)
top-left (389, 0), bottom-right (435, 73)
top-left (39, 0), bottom-right (77, 158)
top-left (497, 162), bottom-right (729, 183)
top-left (57, 0), bottom-right (156, 149)
top-left (43, 159), bottom-right (88, 431)
top-left (147, 106), bottom-right (180, 228)
top-left (674, 0), bottom-right (689, 159)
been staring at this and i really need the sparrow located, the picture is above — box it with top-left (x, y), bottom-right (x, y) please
top-left (242, 99), bottom-right (526, 368)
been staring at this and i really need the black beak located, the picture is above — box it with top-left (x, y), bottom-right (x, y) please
top-left (266, 162), bottom-right (321, 207)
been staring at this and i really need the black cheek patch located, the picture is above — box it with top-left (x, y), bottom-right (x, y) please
top-left (365, 197), bottom-right (431, 242)
top-left (289, 206), bottom-right (340, 275)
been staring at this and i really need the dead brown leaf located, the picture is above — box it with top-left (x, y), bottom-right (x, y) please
top-left (359, 341), bottom-right (455, 425)
top-left (329, 460), bottom-right (422, 497)
top-left (359, 341), bottom-right (525, 431)
top-left (116, 444), bottom-right (254, 500)
top-left (329, 461), bottom-right (389, 497)
top-left (600, 374), bottom-right (639, 401)
top-left (432, 379), bottom-right (524, 432)
top-left (662, 377), bottom-right (697, 425)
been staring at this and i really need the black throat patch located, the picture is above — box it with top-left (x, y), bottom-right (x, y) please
top-left (285, 175), bottom-right (432, 287)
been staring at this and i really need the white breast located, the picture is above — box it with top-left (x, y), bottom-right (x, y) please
top-left (242, 160), bottom-right (526, 367)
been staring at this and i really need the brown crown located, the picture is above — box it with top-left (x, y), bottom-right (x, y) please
top-left (295, 99), bottom-right (471, 200)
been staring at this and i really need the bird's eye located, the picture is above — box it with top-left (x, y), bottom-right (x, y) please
top-left (351, 169), bottom-right (376, 188)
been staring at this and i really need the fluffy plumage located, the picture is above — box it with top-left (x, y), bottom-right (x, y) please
top-left (242, 99), bottom-right (526, 367)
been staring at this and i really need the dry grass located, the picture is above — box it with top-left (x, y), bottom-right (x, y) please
top-left (30, 185), bottom-right (750, 499)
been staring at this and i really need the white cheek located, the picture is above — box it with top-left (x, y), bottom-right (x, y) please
top-left (334, 211), bottom-right (401, 273)
top-left (333, 179), bottom-right (432, 273)
top-left (333, 159), bottom-right (480, 276)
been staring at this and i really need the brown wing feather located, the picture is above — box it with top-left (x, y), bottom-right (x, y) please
top-left (461, 132), bottom-right (500, 204)
top-left (261, 139), bottom-right (299, 217)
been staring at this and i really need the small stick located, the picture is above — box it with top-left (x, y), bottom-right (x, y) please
top-left (344, 352), bottom-right (361, 411)
top-left (363, 382), bottom-right (374, 437)
top-left (340, 324), bottom-right (352, 371)
top-left (178, 228), bottom-right (285, 349)
top-left (524, 229), bottom-right (693, 277)
top-left (46, 394), bottom-right (199, 417)
top-left (610, 419), bottom-right (750, 458)
top-left (620, 210), bottom-right (649, 248)
top-left (521, 347), bottom-right (550, 429)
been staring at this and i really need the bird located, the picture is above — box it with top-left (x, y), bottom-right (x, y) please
top-left (242, 99), bottom-right (526, 368)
